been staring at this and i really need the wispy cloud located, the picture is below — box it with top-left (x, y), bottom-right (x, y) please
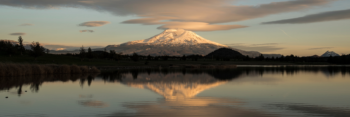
top-left (79, 21), bottom-right (110, 27)
top-left (263, 9), bottom-right (350, 24)
top-left (80, 30), bottom-right (94, 33)
top-left (20, 23), bottom-right (34, 26)
top-left (10, 33), bottom-right (26, 36)
top-left (251, 43), bottom-right (279, 46)
top-left (308, 47), bottom-right (334, 50)
top-left (0, 0), bottom-right (337, 31)
top-left (226, 43), bottom-right (284, 52)
top-left (37, 44), bottom-right (103, 51)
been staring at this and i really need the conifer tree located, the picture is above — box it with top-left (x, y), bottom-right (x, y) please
top-left (109, 50), bottom-right (116, 59)
top-left (79, 46), bottom-right (86, 60)
top-left (87, 47), bottom-right (93, 59)
top-left (147, 54), bottom-right (152, 60)
top-left (18, 36), bottom-right (25, 55)
top-left (131, 52), bottom-right (139, 62)
top-left (182, 55), bottom-right (186, 61)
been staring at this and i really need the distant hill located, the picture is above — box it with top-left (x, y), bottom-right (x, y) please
top-left (205, 48), bottom-right (245, 59)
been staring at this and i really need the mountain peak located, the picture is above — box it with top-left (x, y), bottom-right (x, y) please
top-left (321, 51), bottom-right (340, 57)
top-left (130, 29), bottom-right (227, 46)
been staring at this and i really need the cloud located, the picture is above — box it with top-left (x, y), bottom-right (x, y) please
top-left (226, 43), bottom-right (284, 52)
top-left (308, 47), bottom-right (334, 50)
top-left (158, 22), bottom-right (247, 31)
top-left (79, 21), bottom-right (110, 27)
top-left (20, 23), bottom-right (34, 26)
top-left (10, 33), bottom-right (26, 36)
top-left (55, 48), bottom-right (66, 51)
top-left (263, 8), bottom-right (350, 24)
top-left (0, 0), bottom-right (337, 31)
top-left (39, 44), bottom-right (103, 51)
top-left (80, 30), bottom-right (94, 33)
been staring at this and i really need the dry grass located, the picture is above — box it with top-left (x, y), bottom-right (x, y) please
top-left (70, 65), bottom-right (82, 74)
top-left (90, 66), bottom-right (100, 73)
top-left (80, 66), bottom-right (89, 73)
top-left (0, 63), bottom-right (100, 77)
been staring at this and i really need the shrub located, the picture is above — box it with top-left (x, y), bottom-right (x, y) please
top-left (79, 66), bottom-right (88, 73)
top-left (70, 65), bottom-right (82, 74)
top-left (89, 66), bottom-right (100, 73)
top-left (55, 65), bottom-right (71, 74)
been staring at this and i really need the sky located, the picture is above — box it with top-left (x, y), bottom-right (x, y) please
top-left (0, 0), bottom-right (349, 56)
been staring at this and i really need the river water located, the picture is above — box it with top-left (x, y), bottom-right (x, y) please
top-left (1, 66), bottom-right (350, 117)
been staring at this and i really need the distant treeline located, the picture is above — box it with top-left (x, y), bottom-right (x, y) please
top-left (1, 37), bottom-right (349, 64)
top-left (68, 48), bottom-right (350, 64)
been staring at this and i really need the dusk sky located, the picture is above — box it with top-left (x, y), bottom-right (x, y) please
top-left (0, 0), bottom-right (349, 56)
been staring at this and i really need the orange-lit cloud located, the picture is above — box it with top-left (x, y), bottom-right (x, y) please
top-left (79, 21), bottom-right (110, 27)
top-left (55, 48), bottom-right (66, 51)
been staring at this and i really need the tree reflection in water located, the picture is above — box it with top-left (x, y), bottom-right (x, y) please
top-left (0, 66), bottom-right (349, 117)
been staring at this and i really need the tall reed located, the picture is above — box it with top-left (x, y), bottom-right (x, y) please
top-left (0, 63), bottom-right (100, 77)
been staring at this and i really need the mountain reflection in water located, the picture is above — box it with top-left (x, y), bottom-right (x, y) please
top-left (1, 66), bottom-right (350, 117)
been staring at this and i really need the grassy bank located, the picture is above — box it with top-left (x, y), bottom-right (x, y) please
top-left (0, 63), bottom-right (100, 77)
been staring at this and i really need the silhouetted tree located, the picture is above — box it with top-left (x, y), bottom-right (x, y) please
top-left (79, 46), bottom-right (86, 61)
top-left (182, 55), bottom-right (186, 61)
top-left (87, 47), bottom-right (93, 59)
top-left (162, 55), bottom-right (169, 61)
top-left (131, 53), bottom-right (139, 62)
top-left (243, 55), bottom-right (251, 61)
top-left (46, 49), bottom-right (50, 54)
top-left (103, 48), bottom-right (109, 59)
top-left (18, 36), bottom-right (25, 55)
top-left (30, 41), bottom-right (45, 59)
top-left (147, 54), bottom-right (152, 60)
top-left (256, 54), bottom-right (265, 61)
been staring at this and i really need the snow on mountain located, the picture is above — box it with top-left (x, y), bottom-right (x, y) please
top-left (106, 29), bottom-right (261, 57)
top-left (321, 51), bottom-right (340, 57)
top-left (131, 29), bottom-right (227, 46)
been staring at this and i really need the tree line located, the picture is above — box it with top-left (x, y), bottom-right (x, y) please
top-left (0, 36), bottom-right (47, 59)
top-left (2, 36), bottom-right (349, 64)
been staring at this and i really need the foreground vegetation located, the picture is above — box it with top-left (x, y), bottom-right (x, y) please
top-left (0, 63), bottom-right (100, 77)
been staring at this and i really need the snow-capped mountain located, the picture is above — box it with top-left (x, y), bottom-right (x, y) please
top-left (131, 29), bottom-right (226, 46)
top-left (106, 29), bottom-right (261, 57)
top-left (321, 51), bottom-right (340, 57)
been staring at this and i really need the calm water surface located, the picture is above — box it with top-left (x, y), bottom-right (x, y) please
top-left (1, 67), bottom-right (350, 117)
